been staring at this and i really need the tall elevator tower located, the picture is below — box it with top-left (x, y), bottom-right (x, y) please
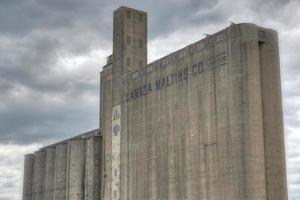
top-left (100, 6), bottom-right (147, 200)
top-left (100, 6), bottom-right (287, 200)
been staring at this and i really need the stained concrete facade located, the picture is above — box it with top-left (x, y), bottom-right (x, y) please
top-left (100, 6), bottom-right (288, 200)
top-left (23, 6), bottom-right (287, 200)
top-left (54, 143), bottom-right (68, 200)
top-left (32, 151), bottom-right (46, 200)
top-left (85, 136), bottom-right (102, 200)
top-left (23, 129), bottom-right (101, 200)
top-left (23, 154), bottom-right (34, 200)
top-left (44, 148), bottom-right (56, 200)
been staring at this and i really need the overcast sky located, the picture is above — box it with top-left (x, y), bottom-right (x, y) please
top-left (0, 0), bottom-right (299, 199)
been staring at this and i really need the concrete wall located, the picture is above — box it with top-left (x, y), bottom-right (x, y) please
top-left (259, 29), bottom-right (288, 200)
top-left (66, 139), bottom-right (85, 200)
top-left (23, 154), bottom-right (34, 200)
top-left (32, 151), bottom-right (46, 200)
top-left (100, 62), bottom-right (112, 200)
top-left (101, 7), bottom-right (288, 200)
top-left (44, 147), bottom-right (56, 200)
top-left (54, 143), bottom-right (67, 200)
top-left (85, 135), bottom-right (102, 200)
top-left (102, 6), bottom-right (148, 200)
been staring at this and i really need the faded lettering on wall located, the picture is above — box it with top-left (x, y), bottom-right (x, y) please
top-left (126, 52), bottom-right (227, 102)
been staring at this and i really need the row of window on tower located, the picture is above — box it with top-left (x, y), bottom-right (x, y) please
top-left (126, 10), bottom-right (144, 23)
top-left (126, 36), bottom-right (143, 48)
top-left (126, 58), bottom-right (144, 68)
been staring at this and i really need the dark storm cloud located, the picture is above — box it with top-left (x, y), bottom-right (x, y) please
top-left (0, 0), bottom-right (115, 144)
top-left (0, 30), bottom-right (101, 144)
top-left (0, 0), bottom-right (112, 37)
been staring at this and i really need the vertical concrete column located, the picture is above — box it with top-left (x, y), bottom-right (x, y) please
top-left (44, 147), bottom-right (56, 200)
top-left (32, 150), bottom-right (46, 200)
top-left (111, 7), bottom-right (148, 200)
top-left (54, 143), bottom-right (67, 200)
top-left (23, 154), bottom-right (34, 200)
top-left (234, 23), bottom-right (268, 200)
top-left (259, 29), bottom-right (288, 200)
top-left (100, 67), bottom-right (113, 200)
top-left (66, 139), bottom-right (85, 200)
top-left (84, 135), bottom-right (102, 200)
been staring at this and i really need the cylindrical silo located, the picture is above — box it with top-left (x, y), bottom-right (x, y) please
top-left (32, 150), bottom-right (46, 200)
top-left (23, 154), bottom-right (34, 200)
top-left (54, 143), bottom-right (67, 200)
top-left (44, 147), bottom-right (56, 200)
top-left (84, 135), bottom-right (102, 200)
top-left (66, 139), bottom-right (85, 200)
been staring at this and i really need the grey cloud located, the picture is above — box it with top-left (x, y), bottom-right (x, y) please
top-left (0, 1), bottom-right (108, 144)
top-left (0, 34), bottom-right (100, 144)
top-left (0, 86), bottom-right (99, 144)
top-left (0, 0), bottom-right (112, 36)
top-left (0, 144), bottom-right (40, 200)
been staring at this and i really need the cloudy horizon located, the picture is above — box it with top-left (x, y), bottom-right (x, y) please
top-left (0, 0), bottom-right (299, 199)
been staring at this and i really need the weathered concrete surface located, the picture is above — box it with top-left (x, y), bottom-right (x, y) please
top-left (32, 151), bottom-right (46, 200)
top-left (66, 139), bottom-right (85, 200)
top-left (54, 143), bottom-right (67, 200)
top-left (85, 135), bottom-right (102, 200)
top-left (23, 154), bottom-right (34, 200)
top-left (259, 29), bottom-right (288, 200)
top-left (100, 6), bottom-right (148, 200)
top-left (100, 60), bottom-right (112, 200)
top-left (23, 130), bottom-right (100, 200)
top-left (100, 6), bottom-right (288, 200)
top-left (44, 147), bottom-right (56, 200)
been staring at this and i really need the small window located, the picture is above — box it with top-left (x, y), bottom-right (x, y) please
top-left (139, 14), bottom-right (143, 22)
top-left (139, 60), bottom-right (143, 68)
top-left (127, 36), bottom-right (131, 45)
top-left (258, 30), bottom-right (266, 42)
top-left (218, 54), bottom-right (226, 65)
top-left (127, 11), bottom-right (131, 19)
top-left (126, 57), bottom-right (130, 66)
top-left (198, 62), bottom-right (204, 72)
top-left (139, 39), bottom-right (143, 48)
